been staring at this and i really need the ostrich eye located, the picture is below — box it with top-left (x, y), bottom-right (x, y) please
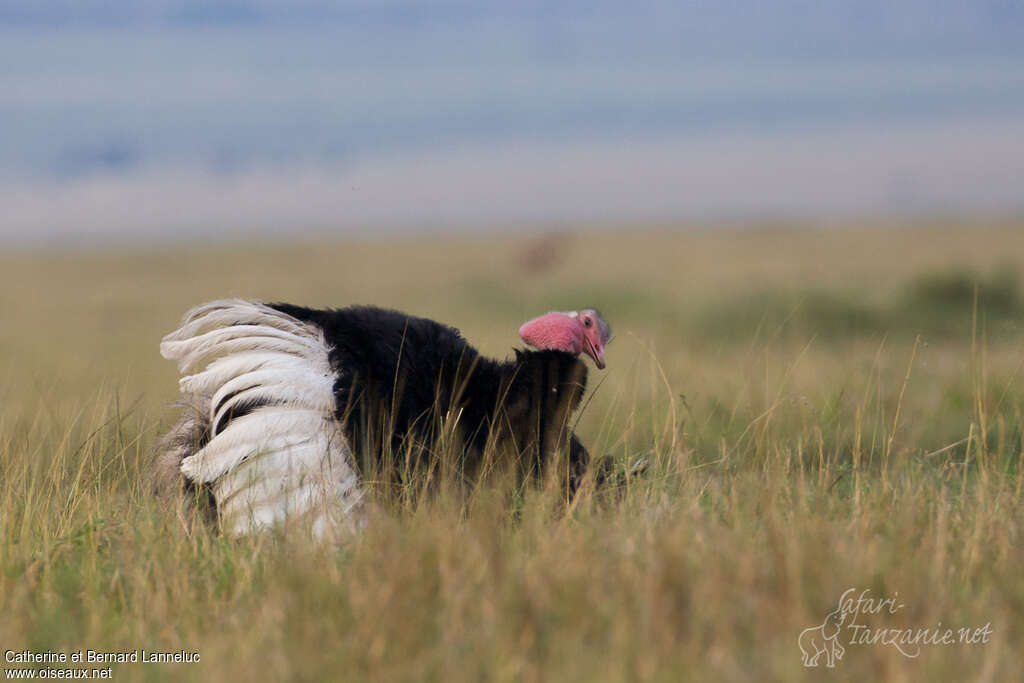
top-left (583, 317), bottom-right (592, 328)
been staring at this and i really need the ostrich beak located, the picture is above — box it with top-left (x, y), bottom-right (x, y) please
top-left (583, 336), bottom-right (606, 369)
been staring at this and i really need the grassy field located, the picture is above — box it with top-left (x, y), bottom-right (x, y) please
top-left (2, 221), bottom-right (1023, 681)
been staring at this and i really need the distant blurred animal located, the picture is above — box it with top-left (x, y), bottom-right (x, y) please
top-left (154, 300), bottom-right (612, 537)
top-left (517, 232), bottom-right (571, 273)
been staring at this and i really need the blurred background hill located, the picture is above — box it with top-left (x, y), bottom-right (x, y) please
top-left (1, 1), bottom-right (1022, 242)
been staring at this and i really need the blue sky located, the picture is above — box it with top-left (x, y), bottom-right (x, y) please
top-left (1, 1), bottom-right (1022, 241)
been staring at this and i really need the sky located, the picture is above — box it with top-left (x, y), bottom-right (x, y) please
top-left (1, 1), bottom-right (1023, 243)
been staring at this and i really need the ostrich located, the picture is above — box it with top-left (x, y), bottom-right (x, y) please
top-left (154, 300), bottom-right (611, 537)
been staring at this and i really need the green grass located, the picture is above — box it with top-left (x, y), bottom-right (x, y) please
top-left (2, 221), bottom-right (1023, 681)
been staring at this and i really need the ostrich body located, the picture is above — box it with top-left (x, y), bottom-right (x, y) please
top-left (155, 300), bottom-right (611, 537)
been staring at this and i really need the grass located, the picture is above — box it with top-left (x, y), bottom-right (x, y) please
top-left (1, 220), bottom-right (1023, 681)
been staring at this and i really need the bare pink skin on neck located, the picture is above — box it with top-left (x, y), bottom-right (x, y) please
top-left (518, 309), bottom-right (610, 369)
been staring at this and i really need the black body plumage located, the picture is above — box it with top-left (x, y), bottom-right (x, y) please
top-left (268, 303), bottom-right (593, 493)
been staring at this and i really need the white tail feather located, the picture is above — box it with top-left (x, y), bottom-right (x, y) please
top-left (162, 299), bottom-right (363, 538)
top-left (162, 325), bottom-right (325, 375)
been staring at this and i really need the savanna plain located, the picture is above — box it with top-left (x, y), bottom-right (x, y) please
top-left (2, 222), bottom-right (1023, 682)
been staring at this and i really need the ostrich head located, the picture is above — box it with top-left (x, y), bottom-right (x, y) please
top-left (518, 308), bottom-right (612, 369)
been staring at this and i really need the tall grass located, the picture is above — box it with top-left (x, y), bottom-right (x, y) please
top-left (2, 222), bottom-right (1023, 681)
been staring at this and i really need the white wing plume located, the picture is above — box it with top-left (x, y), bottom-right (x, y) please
top-left (160, 299), bottom-right (363, 538)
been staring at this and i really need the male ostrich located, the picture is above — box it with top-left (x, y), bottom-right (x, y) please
top-left (154, 300), bottom-right (611, 537)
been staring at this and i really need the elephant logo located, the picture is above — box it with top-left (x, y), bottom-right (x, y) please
top-left (799, 605), bottom-right (846, 668)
